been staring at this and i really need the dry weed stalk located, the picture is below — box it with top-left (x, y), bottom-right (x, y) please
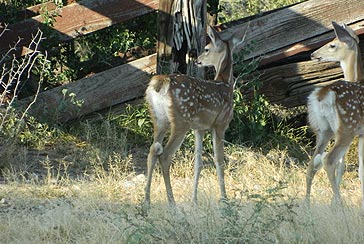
top-left (0, 27), bottom-right (46, 159)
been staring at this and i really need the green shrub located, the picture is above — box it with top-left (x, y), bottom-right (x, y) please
top-left (219, 0), bottom-right (304, 22)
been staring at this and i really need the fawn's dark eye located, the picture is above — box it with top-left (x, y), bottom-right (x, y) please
top-left (329, 43), bottom-right (337, 49)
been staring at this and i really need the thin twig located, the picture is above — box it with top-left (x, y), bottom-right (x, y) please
top-left (0, 28), bottom-right (45, 132)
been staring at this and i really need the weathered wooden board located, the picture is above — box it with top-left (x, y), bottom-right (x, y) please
top-left (243, 61), bottom-right (342, 108)
top-left (219, 0), bottom-right (364, 63)
top-left (243, 41), bottom-right (364, 108)
top-left (16, 54), bottom-right (157, 123)
top-left (0, 0), bottom-right (158, 56)
top-left (260, 22), bottom-right (364, 66)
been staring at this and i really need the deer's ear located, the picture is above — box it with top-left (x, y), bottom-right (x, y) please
top-left (207, 25), bottom-right (222, 47)
top-left (221, 22), bottom-right (249, 52)
top-left (332, 21), bottom-right (356, 48)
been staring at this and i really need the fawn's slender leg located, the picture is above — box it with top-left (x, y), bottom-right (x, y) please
top-left (306, 129), bottom-right (333, 203)
top-left (144, 119), bottom-right (169, 208)
top-left (358, 136), bottom-right (364, 209)
top-left (212, 127), bottom-right (227, 201)
top-left (159, 125), bottom-right (189, 206)
top-left (193, 130), bottom-right (205, 204)
top-left (324, 134), bottom-right (353, 206)
top-left (336, 157), bottom-right (345, 186)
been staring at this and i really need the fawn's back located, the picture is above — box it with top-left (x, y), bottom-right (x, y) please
top-left (308, 80), bottom-right (364, 135)
top-left (146, 74), bottom-right (233, 131)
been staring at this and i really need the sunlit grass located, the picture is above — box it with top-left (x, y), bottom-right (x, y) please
top-left (1, 143), bottom-right (364, 243)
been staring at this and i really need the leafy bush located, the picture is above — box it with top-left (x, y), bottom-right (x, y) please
top-left (218, 0), bottom-right (304, 22)
top-left (113, 103), bottom-right (153, 146)
top-left (0, 0), bottom-right (48, 24)
top-left (39, 13), bottom-right (157, 87)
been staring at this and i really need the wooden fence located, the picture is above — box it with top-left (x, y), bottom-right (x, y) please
top-left (3, 0), bottom-right (158, 123)
top-left (222, 0), bottom-right (364, 108)
top-left (3, 0), bottom-right (364, 123)
top-left (0, 0), bottom-right (158, 56)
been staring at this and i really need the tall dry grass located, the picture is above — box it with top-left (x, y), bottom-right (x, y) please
top-left (1, 144), bottom-right (364, 243)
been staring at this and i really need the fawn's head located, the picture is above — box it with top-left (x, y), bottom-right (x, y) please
top-left (196, 25), bottom-right (248, 81)
top-left (311, 21), bottom-right (359, 62)
top-left (197, 26), bottom-right (229, 69)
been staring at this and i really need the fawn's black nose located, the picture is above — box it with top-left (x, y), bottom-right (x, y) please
top-left (189, 49), bottom-right (198, 59)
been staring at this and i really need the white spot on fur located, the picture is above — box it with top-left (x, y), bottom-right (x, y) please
top-left (338, 104), bottom-right (347, 115)
top-left (174, 88), bottom-right (181, 97)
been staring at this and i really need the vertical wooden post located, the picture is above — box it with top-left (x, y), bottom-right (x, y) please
top-left (156, 0), bottom-right (174, 74)
top-left (207, 0), bottom-right (219, 26)
top-left (156, 0), bottom-right (211, 77)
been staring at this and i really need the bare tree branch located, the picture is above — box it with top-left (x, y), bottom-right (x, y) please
top-left (0, 28), bottom-right (45, 136)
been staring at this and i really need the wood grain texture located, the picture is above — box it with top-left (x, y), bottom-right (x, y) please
top-left (260, 21), bottom-right (364, 66)
top-left (0, 0), bottom-right (158, 56)
top-left (219, 0), bottom-right (364, 62)
top-left (244, 42), bottom-right (364, 108)
top-left (243, 61), bottom-right (342, 108)
top-left (16, 54), bottom-right (157, 123)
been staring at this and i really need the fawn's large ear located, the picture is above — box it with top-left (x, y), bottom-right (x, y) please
top-left (342, 23), bottom-right (360, 44)
top-left (332, 21), bottom-right (357, 47)
top-left (207, 25), bottom-right (222, 47)
top-left (221, 22), bottom-right (250, 52)
top-left (232, 22), bottom-right (249, 51)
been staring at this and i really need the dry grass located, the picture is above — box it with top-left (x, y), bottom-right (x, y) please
top-left (1, 144), bottom-right (364, 243)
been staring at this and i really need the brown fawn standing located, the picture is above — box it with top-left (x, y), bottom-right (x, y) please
top-left (144, 25), bottom-right (247, 207)
top-left (306, 21), bottom-right (364, 208)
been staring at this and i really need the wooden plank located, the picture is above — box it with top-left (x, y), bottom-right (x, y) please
top-left (259, 22), bottom-right (364, 66)
top-left (244, 43), bottom-right (364, 108)
top-left (243, 61), bottom-right (342, 108)
top-left (15, 54), bottom-right (157, 123)
top-left (0, 0), bottom-right (158, 56)
top-left (219, 0), bottom-right (364, 63)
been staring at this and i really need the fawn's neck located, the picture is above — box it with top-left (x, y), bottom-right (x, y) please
top-left (341, 46), bottom-right (364, 83)
top-left (214, 46), bottom-right (234, 87)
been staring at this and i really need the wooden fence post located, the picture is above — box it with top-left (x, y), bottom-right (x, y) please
top-left (156, 0), bottom-right (208, 76)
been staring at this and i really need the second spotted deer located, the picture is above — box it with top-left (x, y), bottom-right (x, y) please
top-left (306, 22), bottom-right (364, 208)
